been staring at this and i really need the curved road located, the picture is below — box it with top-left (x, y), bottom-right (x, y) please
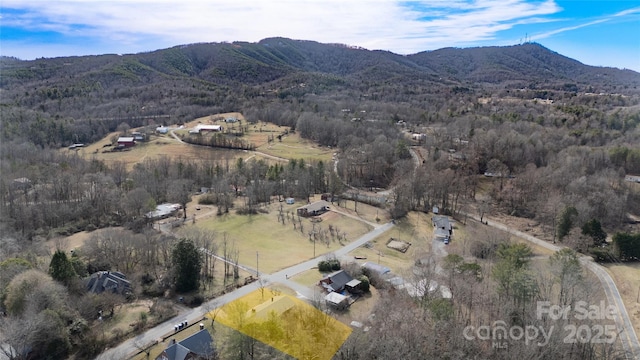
top-left (97, 215), bottom-right (393, 360)
top-left (130, 131), bottom-right (638, 358)
top-left (467, 213), bottom-right (640, 359)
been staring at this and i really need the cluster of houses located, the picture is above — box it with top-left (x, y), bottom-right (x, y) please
top-left (319, 270), bottom-right (362, 310)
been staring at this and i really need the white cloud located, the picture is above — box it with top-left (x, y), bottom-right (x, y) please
top-left (1, 0), bottom-right (563, 54)
top-left (530, 6), bottom-right (640, 41)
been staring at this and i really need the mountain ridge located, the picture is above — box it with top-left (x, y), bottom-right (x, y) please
top-left (2, 38), bottom-right (638, 92)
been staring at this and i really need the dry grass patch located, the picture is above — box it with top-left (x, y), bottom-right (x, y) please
top-left (75, 135), bottom-right (240, 170)
top-left (349, 212), bottom-right (432, 274)
top-left (257, 131), bottom-right (334, 162)
top-left (604, 263), bottom-right (640, 337)
top-left (333, 286), bottom-right (380, 325)
top-left (291, 269), bottom-right (324, 288)
top-left (316, 196), bottom-right (392, 225)
top-left (104, 300), bottom-right (155, 341)
top-left (190, 201), bottom-right (373, 273)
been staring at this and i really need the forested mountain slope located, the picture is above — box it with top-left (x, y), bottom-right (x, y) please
top-left (1, 37), bottom-right (640, 360)
top-left (2, 38), bottom-right (638, 148)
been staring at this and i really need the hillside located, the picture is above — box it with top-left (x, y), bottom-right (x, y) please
top-left (1, 38), bottom-right (639, 150)
top-left (2, 38), bottom-right (638, 91)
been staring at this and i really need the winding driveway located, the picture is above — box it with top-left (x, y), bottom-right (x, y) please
top-left (467, 213), bottom-right (640, 359)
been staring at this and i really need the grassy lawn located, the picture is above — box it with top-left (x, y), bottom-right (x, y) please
top-left (291, 268), bottom-right (325, 287)
top-left (189, 201), bottom-right (373, 274)
top-left (348, 211), bottom-right (433, 274)
top-left (256, 131), bottom-right (334, 162)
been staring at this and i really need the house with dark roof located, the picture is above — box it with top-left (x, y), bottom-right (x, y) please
top-left (432, 215), bottom-right (452, 240)
top-left (319, 270), bottom-right (361, 293)
top-left (86, 271), bottom-right (131, 295)
top-left (156, 329), bottom-right (216, 360)
top-left (296, 201), bottom-right (329, 217)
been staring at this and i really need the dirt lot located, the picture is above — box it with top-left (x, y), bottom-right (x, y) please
top-left (348, 211), bottom-right (432, 275)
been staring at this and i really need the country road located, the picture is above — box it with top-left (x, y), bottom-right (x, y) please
top-left (467, 213), bottom-right (640, 359)
top-left (96, 215), bottom-right (393, 360)
top-left (102, 132), bottom-right (639, 358)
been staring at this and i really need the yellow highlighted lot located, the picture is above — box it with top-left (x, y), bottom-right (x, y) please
top-left (209, 289), bottom-right (351, 360)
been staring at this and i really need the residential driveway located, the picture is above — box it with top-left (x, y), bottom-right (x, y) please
top-left (96, 220), bottom-right (394, 360)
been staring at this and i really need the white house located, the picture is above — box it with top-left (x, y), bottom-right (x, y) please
top-left (156, 126), bottom-right (169, 134)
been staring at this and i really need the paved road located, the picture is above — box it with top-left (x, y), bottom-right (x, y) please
top-left (466, 213), bottom-right (640, 359)
top-left (96, 219), bottom-right (394, 360)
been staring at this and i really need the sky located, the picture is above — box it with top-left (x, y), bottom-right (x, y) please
top-left (1, 0), bottom-right (639, 72)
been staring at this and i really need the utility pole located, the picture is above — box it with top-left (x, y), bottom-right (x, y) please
top-left (312, 223), bottom-right (317, 258)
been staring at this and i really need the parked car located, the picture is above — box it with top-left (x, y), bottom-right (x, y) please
top-left (444, 237), bottom-right (450, 245)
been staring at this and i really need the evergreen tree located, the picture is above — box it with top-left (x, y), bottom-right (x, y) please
top-left (557, 206), bottom-right (578, 241)
top-left (172, 239), bottom-right (202, 292)
top-left (613, 232), bottom-right (640, 261)
top-left (48, 250), bottom-right (77, 284)
top-left (581, 218), bottom-right (607, 245)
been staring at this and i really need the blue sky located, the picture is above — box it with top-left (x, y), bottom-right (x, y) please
top-left (1, 0), bottom-right (639, 71)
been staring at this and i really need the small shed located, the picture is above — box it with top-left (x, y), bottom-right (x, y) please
top-left (325, 292), bottom-right (349, 310)
top-left (362, 262), bottom-right (391, 277)
top-left (285, 197), bottom-right (295, 205)
top-left (131, 131), bottom-right (145, 141)
top-left (156, 126), bottom-right (169, 134)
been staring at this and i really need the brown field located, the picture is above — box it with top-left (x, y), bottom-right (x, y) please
top-left (188, 199), bottom-right (376, 274)
top-left (604, 263), bottom-right (640, 337)
top-left (74, 134), bottom-right (241, 170)
top-left (348, 211), bottom-right (433, 275)
top-left (256, 131), bottom-right (334, 163)
top-left (71, 112), bottom-right (333, 170)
